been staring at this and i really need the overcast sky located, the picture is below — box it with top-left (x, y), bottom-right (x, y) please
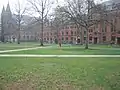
top-left (0, 0), bottom-right (109, 15)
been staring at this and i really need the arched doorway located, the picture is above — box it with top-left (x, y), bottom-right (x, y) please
top-left (94, 37), bottom-right (97, 44)
top-left (77, 37), bottom-right (80, 44)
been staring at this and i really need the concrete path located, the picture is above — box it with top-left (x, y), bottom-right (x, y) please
top-left (0, 54), bottom-right (120, 57)
top-left (0, 46), bottom-right (51, 53)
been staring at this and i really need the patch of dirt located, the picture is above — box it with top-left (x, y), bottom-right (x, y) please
top-left (89, 85), bottom-right (105, 90)
top-left (56, 84), bottom-right (77, 90)
top-left (3, 74), bottom-right (106, 90)
top-left (5, 75), bottom-right (39, 90)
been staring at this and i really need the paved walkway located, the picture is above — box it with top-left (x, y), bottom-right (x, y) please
top-left (0, 46), bottom-right (120, 57)
top-left (0, 54), bottom-right (120, 57)
top-left (0, 46), bottom-right (51, 53)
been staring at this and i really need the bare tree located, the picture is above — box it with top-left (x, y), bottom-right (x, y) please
top-left (59, 0), bottom-right (105, 49)
top-left (52, 6), bottom-right (70, 44)
top-left (14, 0), bottom-right (27, 44)
top-left (27, 0), bottom-right (54, 46)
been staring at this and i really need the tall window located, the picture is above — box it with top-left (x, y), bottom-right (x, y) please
top-left (44, 38), bottom-right (46, 41)
top-left (66, 37), bottom-right (68, 40)
top-left (74, 38), bottom-right (76, 41)
top-left (66, 32), bottom-right (68, 35)
top-left (94, 32), bottom-right (97, 35)
top-left (89, 37), bottom-right (92, 41)
top-left (103, 36), bottom-right (106, 42)
top-left (118, 31), bottom-right (120, 34)
top-left (27, 36), bottom-right (29, 40)
top-left (62, 32), bottom-right (64, 35)
top-left (84, 31), bottom-right (86, 35)
top-left (71, 31), bottom-right (73, 35)
top-left (84, 37), bottom-right (86, 41)
top-left (62, 37), bottom-right (64, 40)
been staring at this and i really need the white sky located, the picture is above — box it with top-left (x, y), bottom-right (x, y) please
top-left (0, 0), bottom-right (109, 15)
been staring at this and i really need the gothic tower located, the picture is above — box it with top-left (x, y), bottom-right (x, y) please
top-left (5, 3), bottom-right (12, 20)
top-left (1, 3), bottom-right (13, 42)
top-left (1, 6), bottom-right (5, 42)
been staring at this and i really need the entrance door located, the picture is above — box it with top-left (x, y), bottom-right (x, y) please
top-left (77, 39), bottom-right (80, 44)
top-left (94, 38), bottom-right (97, 44)
top-left (117, 38), bottom-right (120, 45)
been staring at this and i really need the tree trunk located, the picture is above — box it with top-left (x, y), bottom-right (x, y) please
top-left (80, 27), bottom-right (83, 45)
top-left (17, 34), bottom-right (20, 44)
top-left (85, 28), bottom-right (89, 49)
top-left (40, 2), bottom-right (44, 46)
top-left (17, 28), bottom-right (20, 44)
top-left (17, 21), bottom-right (20, 44)
top-left (85, 0), bottom-right (90, 49)
top-left (40, 21), bottom-right (44, 46)
top-left (57, 27), bottom-right (59, 44)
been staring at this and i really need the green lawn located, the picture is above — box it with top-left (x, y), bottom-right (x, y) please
top-left (3, 46), bottom-right (120, 55)
top-left (0, 57), bottom-right (120, 90)
top-left (0, 42), bottom-right (41, 50)
top-left (0, 43), bottom-right (120, 55)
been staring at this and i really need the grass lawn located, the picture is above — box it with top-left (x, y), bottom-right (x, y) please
top-left (0, 57), bottom-right (120, 90)
top-left (0, 43), bottom-right (120, 55)
top-left (0, 42), bottom-right (41, 50)
top-left (3, 46), bottom-right (120, 55)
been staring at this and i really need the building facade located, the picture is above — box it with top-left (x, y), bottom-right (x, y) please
top-left (88, 0), bottom-right (120, 45)
top-left (1, 3), bottom-right (17, 42)
top-left (1, 0), bottom-right (120, 45)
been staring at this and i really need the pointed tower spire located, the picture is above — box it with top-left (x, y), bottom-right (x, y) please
top-left (2, 6), bottom-right (5, 14)
top-left (6, 2), bottom-right (11, 12)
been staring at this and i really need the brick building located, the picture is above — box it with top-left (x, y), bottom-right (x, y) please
top-left (1, 0), bottom-right (120, 45)
top-left (88, 0), bottom-right (120, 45)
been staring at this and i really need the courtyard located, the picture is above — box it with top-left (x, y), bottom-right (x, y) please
top-left (0, 43), bottom-right (120, 90)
